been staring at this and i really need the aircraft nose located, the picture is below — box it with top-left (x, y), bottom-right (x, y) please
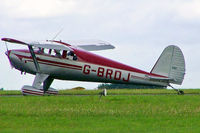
top-left (5, 50), bottom-right (14, 68)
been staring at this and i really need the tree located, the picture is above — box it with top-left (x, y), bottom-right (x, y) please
top-left (98, 83), bottom-right (166, 89)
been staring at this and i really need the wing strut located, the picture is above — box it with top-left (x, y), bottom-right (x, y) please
top-left (28, 45), bottom-right (40, 73)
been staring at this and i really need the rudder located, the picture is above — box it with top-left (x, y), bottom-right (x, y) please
top-left (150, 45), bottom-right (185, 85)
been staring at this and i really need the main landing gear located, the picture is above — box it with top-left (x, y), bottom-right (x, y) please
top-left (21, 73), bottom-right (58, 96)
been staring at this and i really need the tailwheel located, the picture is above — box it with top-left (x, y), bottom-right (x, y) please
top-left (178, 90), bottom-right (184, 95)
top-left (169, 84), bottom-right (184, 95)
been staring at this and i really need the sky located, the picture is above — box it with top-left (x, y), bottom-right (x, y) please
top-left (0, 0), bottom-right (200, 90)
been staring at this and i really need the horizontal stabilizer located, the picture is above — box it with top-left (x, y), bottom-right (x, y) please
top-left (147, 75), bottom-right (175, 82)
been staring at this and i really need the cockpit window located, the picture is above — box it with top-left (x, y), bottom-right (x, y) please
top-left (54, 50), bottom-right (61, 57)
top-left (67, 51), bottom-right (78, 60)
top-left (67, 51), bottom-right (74, 56)
top-left (44, 49), bottom-right (48, 54)
top-left (62, 50), bottom-right (67, 58)
top-left (36, 48), bottom-right (78, 60)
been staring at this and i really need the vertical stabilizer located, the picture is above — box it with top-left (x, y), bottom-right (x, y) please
top-left (150, 45), bottom-right (185, 85)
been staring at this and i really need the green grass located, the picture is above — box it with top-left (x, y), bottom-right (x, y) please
top-left (1, 89), bottom-right (200, 96)
top-left (1, 95), bottom-right (200, 132)
top-left (59, 88), bottom-right (200, 95)
top-left (0, 90), bottom-right (22, 95)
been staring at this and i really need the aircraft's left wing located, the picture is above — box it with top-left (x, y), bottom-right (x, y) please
top-left (2, 38), bottom-right (114, 51)
top-left (2, 38), bottom-right (73, 51)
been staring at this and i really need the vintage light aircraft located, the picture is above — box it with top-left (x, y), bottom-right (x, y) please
top-left (1, 37), bottom-right (185, 95)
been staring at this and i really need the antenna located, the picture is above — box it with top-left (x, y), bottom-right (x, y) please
top-left (52, 28), bottom-right (64, 40)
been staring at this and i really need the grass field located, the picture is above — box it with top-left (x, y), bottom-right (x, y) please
top-left (1, 89), bottom-right (200, 132)
top-left (1, 88), bottom-right (200, 96)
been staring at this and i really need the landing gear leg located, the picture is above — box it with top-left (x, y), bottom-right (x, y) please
top-left (169, 84), bottom-right (184, 95)
top-left (43, 77), bottom-right (54, 94)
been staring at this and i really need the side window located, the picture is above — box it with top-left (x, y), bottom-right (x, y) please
top-left (67, 51), bottom-right (78, 61)
top-left (54, 50), bottom-right (61, 57)
top-left (73, 54), bottom-right (78, 61)
top-left (49, 49), bottom-right (52, 54)
top-left (38, 48), bottom-right (48, 55)
top-left (62, 50), bottom-right (67, 58)
top-left (37, 48), bottom-right (44, 54)
top-left (49, 50), bottom-right (56, 56)
top-left (44, 49), bottom-right (49, 54)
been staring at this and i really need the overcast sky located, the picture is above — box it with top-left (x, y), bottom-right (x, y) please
top-left (0, 0), bottom-right (200, 90)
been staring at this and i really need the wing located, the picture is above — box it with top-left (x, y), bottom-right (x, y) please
top-left (66, 40), bottom-right (115, 51)
top-left (32, 43), bottom-right (73, 51)
top-left (1, 38), bottom-right (73, 51)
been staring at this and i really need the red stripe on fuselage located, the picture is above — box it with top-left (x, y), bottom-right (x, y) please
top-left (28, 60), bottom-right (82, 70)
top-left (13, 53), bottom-right (82, 70)
top-left (38, 58), bottom-right (82, 69)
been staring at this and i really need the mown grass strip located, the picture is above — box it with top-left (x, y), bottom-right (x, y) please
top-left (1, 89), bottom-right (200, 96)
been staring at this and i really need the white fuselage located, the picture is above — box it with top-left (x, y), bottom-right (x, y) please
top-left (8, 50), bottom-right (168, 87)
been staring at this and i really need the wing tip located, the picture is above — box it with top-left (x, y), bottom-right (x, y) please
top-left (1, 37), bottom-right (27, 44)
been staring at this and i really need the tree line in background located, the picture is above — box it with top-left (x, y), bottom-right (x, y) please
top-left (98, 83), bottom-right (166, 89)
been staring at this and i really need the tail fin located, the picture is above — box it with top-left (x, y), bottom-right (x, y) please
top-left (150, 45), bottom-right (185, 85)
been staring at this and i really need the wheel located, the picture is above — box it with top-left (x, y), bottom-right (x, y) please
top-left (178, 90), bottom-right (184, 95)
